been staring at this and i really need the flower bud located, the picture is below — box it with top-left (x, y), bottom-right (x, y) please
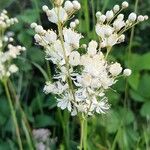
top-left (42, 5), bottom-right (49, 12)
top-left (64, 1), bottom-right (74, 12)
top-left (35, 25), bottom-right (44, 34)
top-left (72, 1), bottom-right (81, 10)
top-left (75, 19), bottom-right (79, 25)
top-left (144, 15), bottom-right (149, 20)
top-left (30, 22), bottom-right (37, 28)
top-left (137, 15), bottom-right (144, 22)
top-left (106, 10), bottom-right (114, 21)
top-left (113, 5), bottom-right (120, 13)
top-left (96, 11), bottom-right (101, 18)
top-left (109, 62), bottom-right (122, 76)
top-left (99, 15), bottom-right (106, 23)
top-left (128, 12), bottom-right (137, 22)
top-left (123, 69), bottom-right (132, 76)
top-left (122, 1), bottom-right (129, 8)
top-left (70, 22), bottom-right (76, 28)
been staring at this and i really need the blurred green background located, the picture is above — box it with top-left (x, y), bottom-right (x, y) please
top-left (0, 0), bottom-right (150, 149)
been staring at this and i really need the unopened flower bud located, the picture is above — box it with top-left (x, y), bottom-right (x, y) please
top-left (75, 19), bottom-right (79, 25)
top-left (117, 14), bottom-right (124, 20)
top-left (113, 5), bottom-right (120, 13)
top-left (122, 1), bottom-right (129, 8)
top-left (35, 25), bottom-right (44, 34)
top-left (64, 1), bottom-right (74, 12)
top-left (30, 22), bottom-right (37, 28)
top-left (72, 1), bottom-right (81, 10)
top-left (34, 34), bottom-right (41, 42)
top-left (81, 44), bottom-right (87, 49)
top-left (99, 15), bottom-right (106, 23)
top-left (144, 15), bottom-right (149, 20)
top-left (42, 5), bottom-right (49, 12)
top-left (106, 10), bottom-right (114, 21)
top-left (128, 12), bottom-right (137, 22)
top-left (137, 15), bottom-right (144, 22)
top-left (96, 11), bottom-right (101, 18)
top-left (123, 69), bottom-right (132, 76)
top-left (70, 22), bottom-right (76, 28)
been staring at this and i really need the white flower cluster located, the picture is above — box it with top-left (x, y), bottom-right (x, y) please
top-left (32, 1), bottom-right (147, 116)
top-left (0, 10), bottom-right (18, 29)
top-left (0, 44), bottom-right (26, 80)
top-left (95, 1), bottom-right (148, 48)
top-left (0, 10), bottom-right (26, 81)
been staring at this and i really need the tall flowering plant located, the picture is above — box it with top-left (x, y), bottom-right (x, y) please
top-left (0, 10), bottom-right (26, 150)
top-left (31, 0), bottom-right (148, 149)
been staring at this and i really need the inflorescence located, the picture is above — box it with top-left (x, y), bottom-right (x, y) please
top-left (0, 10), bottom-right (26, 81)
top-left (31, 0), bottom-right (148, 116)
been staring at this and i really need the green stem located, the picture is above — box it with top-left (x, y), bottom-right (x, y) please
top-left (3, 80), bottom-right (23, 150)
top-left (80, 117), bottom-right (88, 150)
top-left (57, 16), bottom-right (76, 102)
top-left (46, 60), bottom-right (52, 81)
top-left (8, 80), bottom-right (35, 148)
top-left (22, 120), bottom-right (34, 150)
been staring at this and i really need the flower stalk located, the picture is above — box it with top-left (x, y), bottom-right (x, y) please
top-left (3, 79), bottom-right (23, 150)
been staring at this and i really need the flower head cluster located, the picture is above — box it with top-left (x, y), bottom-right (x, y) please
top-left (0, 10), bottom-right (26, 81)
top-left (95, 1), bottom-right (148, 48)
top-left (33, 128), bottom-right (57, 150)
top-left (0, 10), bottom-right (18, 29)
top-left (32, 1), bottom-right (147, 116)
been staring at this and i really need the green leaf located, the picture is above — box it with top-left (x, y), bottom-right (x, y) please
top-left (17, 31), bottom-right (32, 48)
top-left (137, 73), bottom-right (150, 98)
top-left (140, 101), bottom-right (150, 117)
top-left (19, 9), bottom-right (39, 24)
top-left (34, 114), bottom-right (57, 128)
top-left (130, 90), bottom-right (146, 102)
top-left (130, 53), bottom-right (150, 71)
top-left (0, 0), bottom-right (14, 9)
top-left (128, 72), bottom-right (140, 91)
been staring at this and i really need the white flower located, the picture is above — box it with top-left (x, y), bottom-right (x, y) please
top-left (69, 51), bottom-right (80, 66)
top-left (63, 28), bottom-right (82, 48)
top-left (113, 18), bottom-right (125, 31)
top-left (87, 40), bottom-right (98, 56)
top-left (95, 24), bottom-right (114, 39)
top-left (101, 76), bottom-right (114, 89)
top-left (109, 62), bottom-right (122, 76)
top-left (47, 7), bottom-right (68, 24)
top-left (107, 33), bottom-right (118, 47)
top-left (95, 97), bottom-right (110, 114)
top-left (57, 96), bottom-right (72, 111)
top-left (43, 81), bottom-right (67, 94)
top-left (43, 30), bottom-right (57, 44)
top-left (123, 69), bottom-right (132, 76)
